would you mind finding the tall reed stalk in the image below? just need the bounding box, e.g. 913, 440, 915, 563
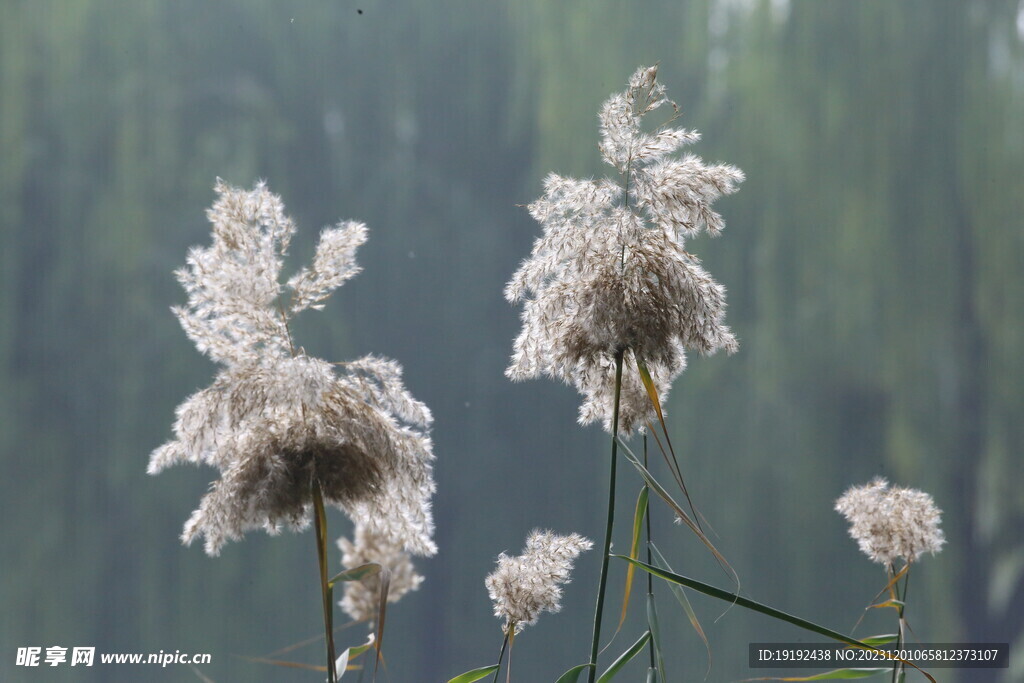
313, 481, 338, 683
587, 348, 625, 683
643, 436, 657, 677
490, 632, 509, 683
890, 567, 909, 683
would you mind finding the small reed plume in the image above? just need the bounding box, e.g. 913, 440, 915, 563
836, 478, 944, 680
835, 477, 945, 566
485, 530, 593, 635
337, 521, 424, 625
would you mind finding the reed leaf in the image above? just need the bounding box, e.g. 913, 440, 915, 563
555, 663, 594, 683
649, 542, 711, 674
447, 665, 501, 683
859, 635, 898, 647
646, 593, 665, 681
618, 440, 738, 592
635, 358, 701, 529
596, 631, 651, 682
614, 557, 935, 683
329, 562, 382, 587
744, 668, 888, 681
617, 487, 649, 633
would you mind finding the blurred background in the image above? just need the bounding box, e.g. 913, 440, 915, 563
1, 0, 1022, 681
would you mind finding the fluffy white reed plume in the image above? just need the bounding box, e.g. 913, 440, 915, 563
337, 521, 424, 624
149, 179, 436, 557
835, 477, 945, 565
505, 65, 744, 433
485, 530, 592, 634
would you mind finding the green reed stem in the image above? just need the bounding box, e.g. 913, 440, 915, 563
492, 631, 510, 683
643, 436, 656, 675
313, 480, 338, 683
506, 630, 514, 683
588, 348, 625, 683
891, 567, 910, 683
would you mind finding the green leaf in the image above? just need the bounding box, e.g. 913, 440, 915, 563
596, 631, 651, 682
330, 640, 374, 680
747, 668, 889, 680
646, 593, 665, 681
617, 441, 738, 591
446, 665, 500, 683
554, 663, 593, 683
329, 562, 382, 587
351, 642, 374, 657
617, 487, 649, 632
649, 542, 711, 674
857, 635, 898, 647
616, 556, 861, 644
612, 556, 935, 683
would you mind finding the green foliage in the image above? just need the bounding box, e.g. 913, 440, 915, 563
555, 663, 594, 683
447, 664, 501, 683
596, 630, 651, 682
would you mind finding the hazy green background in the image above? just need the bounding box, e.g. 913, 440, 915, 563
1, 0, 1022, 681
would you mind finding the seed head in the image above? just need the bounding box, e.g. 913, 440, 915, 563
485, 530, 592, 634
506, 66, 743, 433
337, 521, 424, 625
150, 180, 436, 557
835, 477, 945, 565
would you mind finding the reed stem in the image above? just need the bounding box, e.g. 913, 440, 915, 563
643, 436, 656, 676
491, 631, 510, 683
313, 480, 338, 683
891, 567, 909, 683
587, 348, 625, 683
